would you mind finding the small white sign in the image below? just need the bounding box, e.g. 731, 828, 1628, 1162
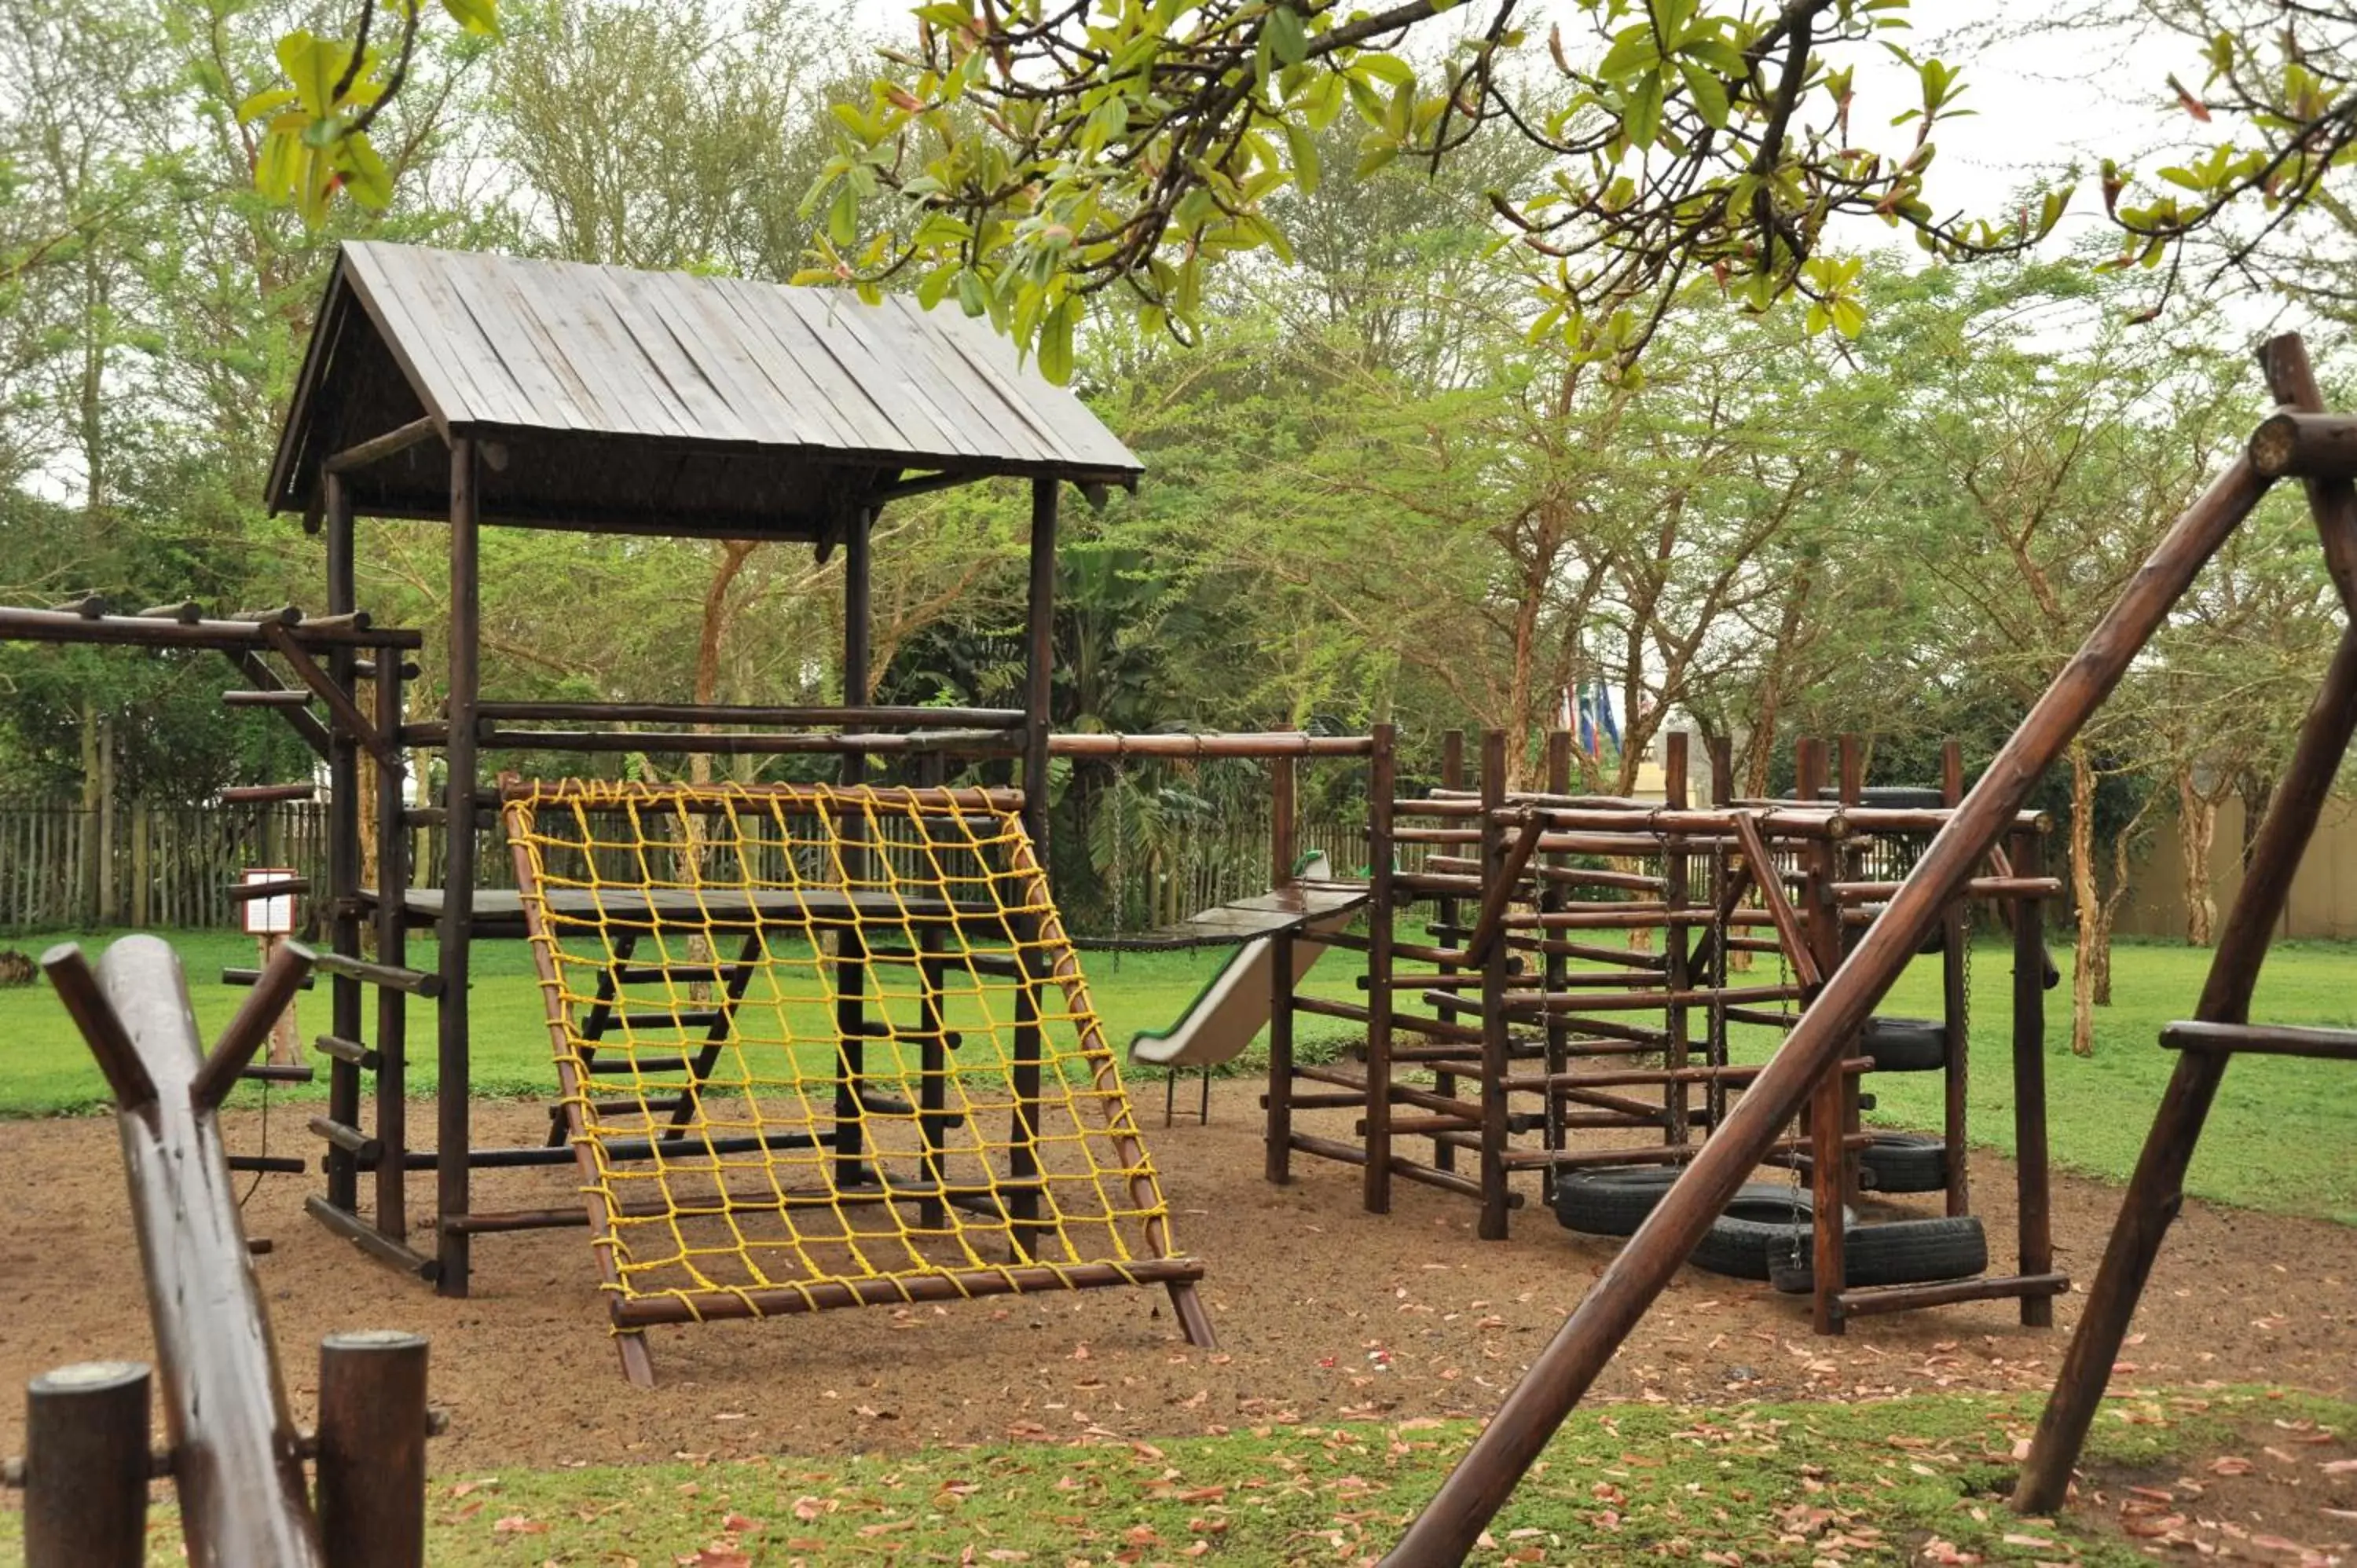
243, 867, 298, 935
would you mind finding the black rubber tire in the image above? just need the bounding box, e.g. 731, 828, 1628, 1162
1860, 1016, 1948, 1072
1795, 1131, 1951, 1194
1769, 1215, 1990, 1294
1690, 1191, 1846, 1281
1552, 1168, 1797, 1238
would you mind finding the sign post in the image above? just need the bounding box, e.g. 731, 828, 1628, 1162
241, 869, 300, 1067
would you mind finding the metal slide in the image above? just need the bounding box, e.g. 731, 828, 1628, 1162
1127, 852, 1368, 1069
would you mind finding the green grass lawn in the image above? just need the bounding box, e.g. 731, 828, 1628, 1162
1791, 936, 2357, 1225
2, 925, 2352, 1222
0, 927, 1370, 1116
0, 1386, 2338, 1564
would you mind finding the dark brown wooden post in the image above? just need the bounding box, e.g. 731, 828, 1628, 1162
1541, 731, 1571, 1185
1941, 739, 1971, 1218
1794, 738, 1846, 1334
1705, 735, 1736, 1130
23, 1361, 150, 1568
1384, 438, 2270, 1566
1662, 733, 1691, 1147
1008, 478, 1058, 1245
1433, 728, 1465, 1172
315, 1330, 429, 1568
324, 473, 362, 1214
1266, 925, 1295, 1185
1362, 723, 1397, 1214
438, 435, 480, 1296
1271, 754, 1297, 884
2011, 829, 2051, 1324
1477, 730, 1511, 1240
1021, 479, 1057, 852
374, 642, 409, 1236
1265, 753, 1299, 1185
834, 510, 873, 1191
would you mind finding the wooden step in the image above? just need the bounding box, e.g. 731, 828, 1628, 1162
1835, 1272, 2070, 1320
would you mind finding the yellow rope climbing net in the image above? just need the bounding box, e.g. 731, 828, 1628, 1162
503, 779, 1205, 1342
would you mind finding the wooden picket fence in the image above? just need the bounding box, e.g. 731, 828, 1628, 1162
0, 798, 510, 932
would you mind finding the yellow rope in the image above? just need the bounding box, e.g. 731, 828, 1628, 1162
505, 779, 1190, 1324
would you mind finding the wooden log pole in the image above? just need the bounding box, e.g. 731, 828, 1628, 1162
192, 939, 317, 1108
39, 937, 323, 1566
314, 1331, 430, 1568
1941, 740, 1972, 1218
1431, 728, 1465, 1174
1362, 723, 1398, 1214
22, 1361, 151, 1568
1384, 430, 2273, 1568
436, 436, 479, 1298
1478, 730, 1511, 1240
1540, 730, 1572, 1189
1662, 733, 1691, 1148
2011, 829, 2053, 1325
1795, 739, 1848, 1335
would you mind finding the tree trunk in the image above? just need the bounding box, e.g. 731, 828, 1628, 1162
2066, 740, 2099, 1057
2174, 767, 2217, 947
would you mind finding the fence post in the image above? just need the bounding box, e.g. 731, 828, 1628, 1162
130, 803, 150, 929
23, 1360, 151, 1568
315, 1330, 430, 1568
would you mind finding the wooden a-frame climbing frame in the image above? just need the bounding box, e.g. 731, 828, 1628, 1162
1380, 334, 2355, 1564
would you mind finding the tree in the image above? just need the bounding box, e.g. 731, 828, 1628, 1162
1875, 268, 2254, 1051
811, 0, 2061, 374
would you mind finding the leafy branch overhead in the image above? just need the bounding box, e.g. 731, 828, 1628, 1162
805, 0, 2072, 377
2102, 2, 2357, 314
237, 0, 499, 227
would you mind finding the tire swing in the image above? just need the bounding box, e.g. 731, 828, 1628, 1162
1766, 1215, 1990, 1295
1794, 1130, 1950, 1194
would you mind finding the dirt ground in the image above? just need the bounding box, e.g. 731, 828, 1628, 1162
2, 1083, 2351, 1489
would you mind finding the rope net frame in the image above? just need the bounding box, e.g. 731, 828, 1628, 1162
503, 779, 1208, 1357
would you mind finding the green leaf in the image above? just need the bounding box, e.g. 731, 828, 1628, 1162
1036, 295, 1077, 383
1679, 61, 1729, 129
235, 87, 297, 125
335, 130, 394, 209
1625, 71, 1664, 148
274, 30, 346, 118
828, 181, 860, 247
1266, 3, 1307, 68
438, 0, 500, 35
1283, 118, 1321, 192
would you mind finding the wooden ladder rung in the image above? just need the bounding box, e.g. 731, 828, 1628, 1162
2160, 1020, 2357, 1061
240, 1063, 314, 1084
223, 688, 314, 707
223, 965, 317, 991
1835, 1272, 2071, 1319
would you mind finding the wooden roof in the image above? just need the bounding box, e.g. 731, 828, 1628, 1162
267, 243, 1142, 538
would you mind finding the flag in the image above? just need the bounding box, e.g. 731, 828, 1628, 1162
1594, 682, 1622, 750
1576, 687, 1599, 759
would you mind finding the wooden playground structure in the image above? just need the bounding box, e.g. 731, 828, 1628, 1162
13, 232, 2353, 1559
1244, 723, 2065, 1337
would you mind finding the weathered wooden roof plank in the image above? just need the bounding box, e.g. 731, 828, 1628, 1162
269, 241, 1140, 526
